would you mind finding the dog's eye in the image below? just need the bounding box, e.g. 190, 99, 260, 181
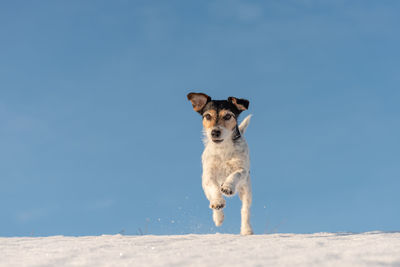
223, 114, 232, 120
204, 114, 212, 120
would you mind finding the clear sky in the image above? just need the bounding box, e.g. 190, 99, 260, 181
1, 0, 399, 236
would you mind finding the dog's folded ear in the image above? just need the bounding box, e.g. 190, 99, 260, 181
187, 92, 211, 113
228, 97, 249, 112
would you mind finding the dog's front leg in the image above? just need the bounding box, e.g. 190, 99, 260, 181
221, 168, 247, 196
202, 173, 225, 210
202, 173, 225, 227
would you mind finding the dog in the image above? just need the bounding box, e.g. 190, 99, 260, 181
187, 92, 253, 235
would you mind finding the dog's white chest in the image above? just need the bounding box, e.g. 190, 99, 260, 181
202, 141, 249, 183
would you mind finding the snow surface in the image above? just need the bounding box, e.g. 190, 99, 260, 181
1, 232, 400, 266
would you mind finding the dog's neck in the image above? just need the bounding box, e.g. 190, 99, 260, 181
232, 125, 241, 141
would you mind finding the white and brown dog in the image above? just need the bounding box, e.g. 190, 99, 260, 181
187, 92, 253, 235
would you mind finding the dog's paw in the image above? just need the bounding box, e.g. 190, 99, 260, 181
240, 227, 254, 235
210, 199, 225, 210
221, 183, 235, 196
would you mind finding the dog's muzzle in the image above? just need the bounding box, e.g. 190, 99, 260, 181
211, 129, 221, 138
211, 129, 223, 143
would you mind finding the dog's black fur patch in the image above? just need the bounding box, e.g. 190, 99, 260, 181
200, 99, 249, 117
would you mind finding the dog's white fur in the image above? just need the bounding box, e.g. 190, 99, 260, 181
201, 115, 253, 235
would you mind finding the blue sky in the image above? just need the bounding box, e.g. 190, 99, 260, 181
0, 0, 399, 236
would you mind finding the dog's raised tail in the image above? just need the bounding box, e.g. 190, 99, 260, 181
239, 114, 252, 134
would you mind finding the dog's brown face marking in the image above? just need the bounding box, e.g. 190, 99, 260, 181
218, 110, 237, 130
202, 110, 217, 129
202, 109, 237, 130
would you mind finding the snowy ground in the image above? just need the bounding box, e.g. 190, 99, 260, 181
1, 232, 400, 266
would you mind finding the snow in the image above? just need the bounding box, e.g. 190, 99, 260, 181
1, 232, 400, 266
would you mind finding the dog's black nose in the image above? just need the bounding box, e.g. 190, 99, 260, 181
211, 129, 221, 138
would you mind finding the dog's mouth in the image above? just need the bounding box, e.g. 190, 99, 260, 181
212, 139, 224, 143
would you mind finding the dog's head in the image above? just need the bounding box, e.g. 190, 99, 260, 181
187, 92, 249, 144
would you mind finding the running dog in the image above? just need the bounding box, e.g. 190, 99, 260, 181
187, 92, 253, 235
